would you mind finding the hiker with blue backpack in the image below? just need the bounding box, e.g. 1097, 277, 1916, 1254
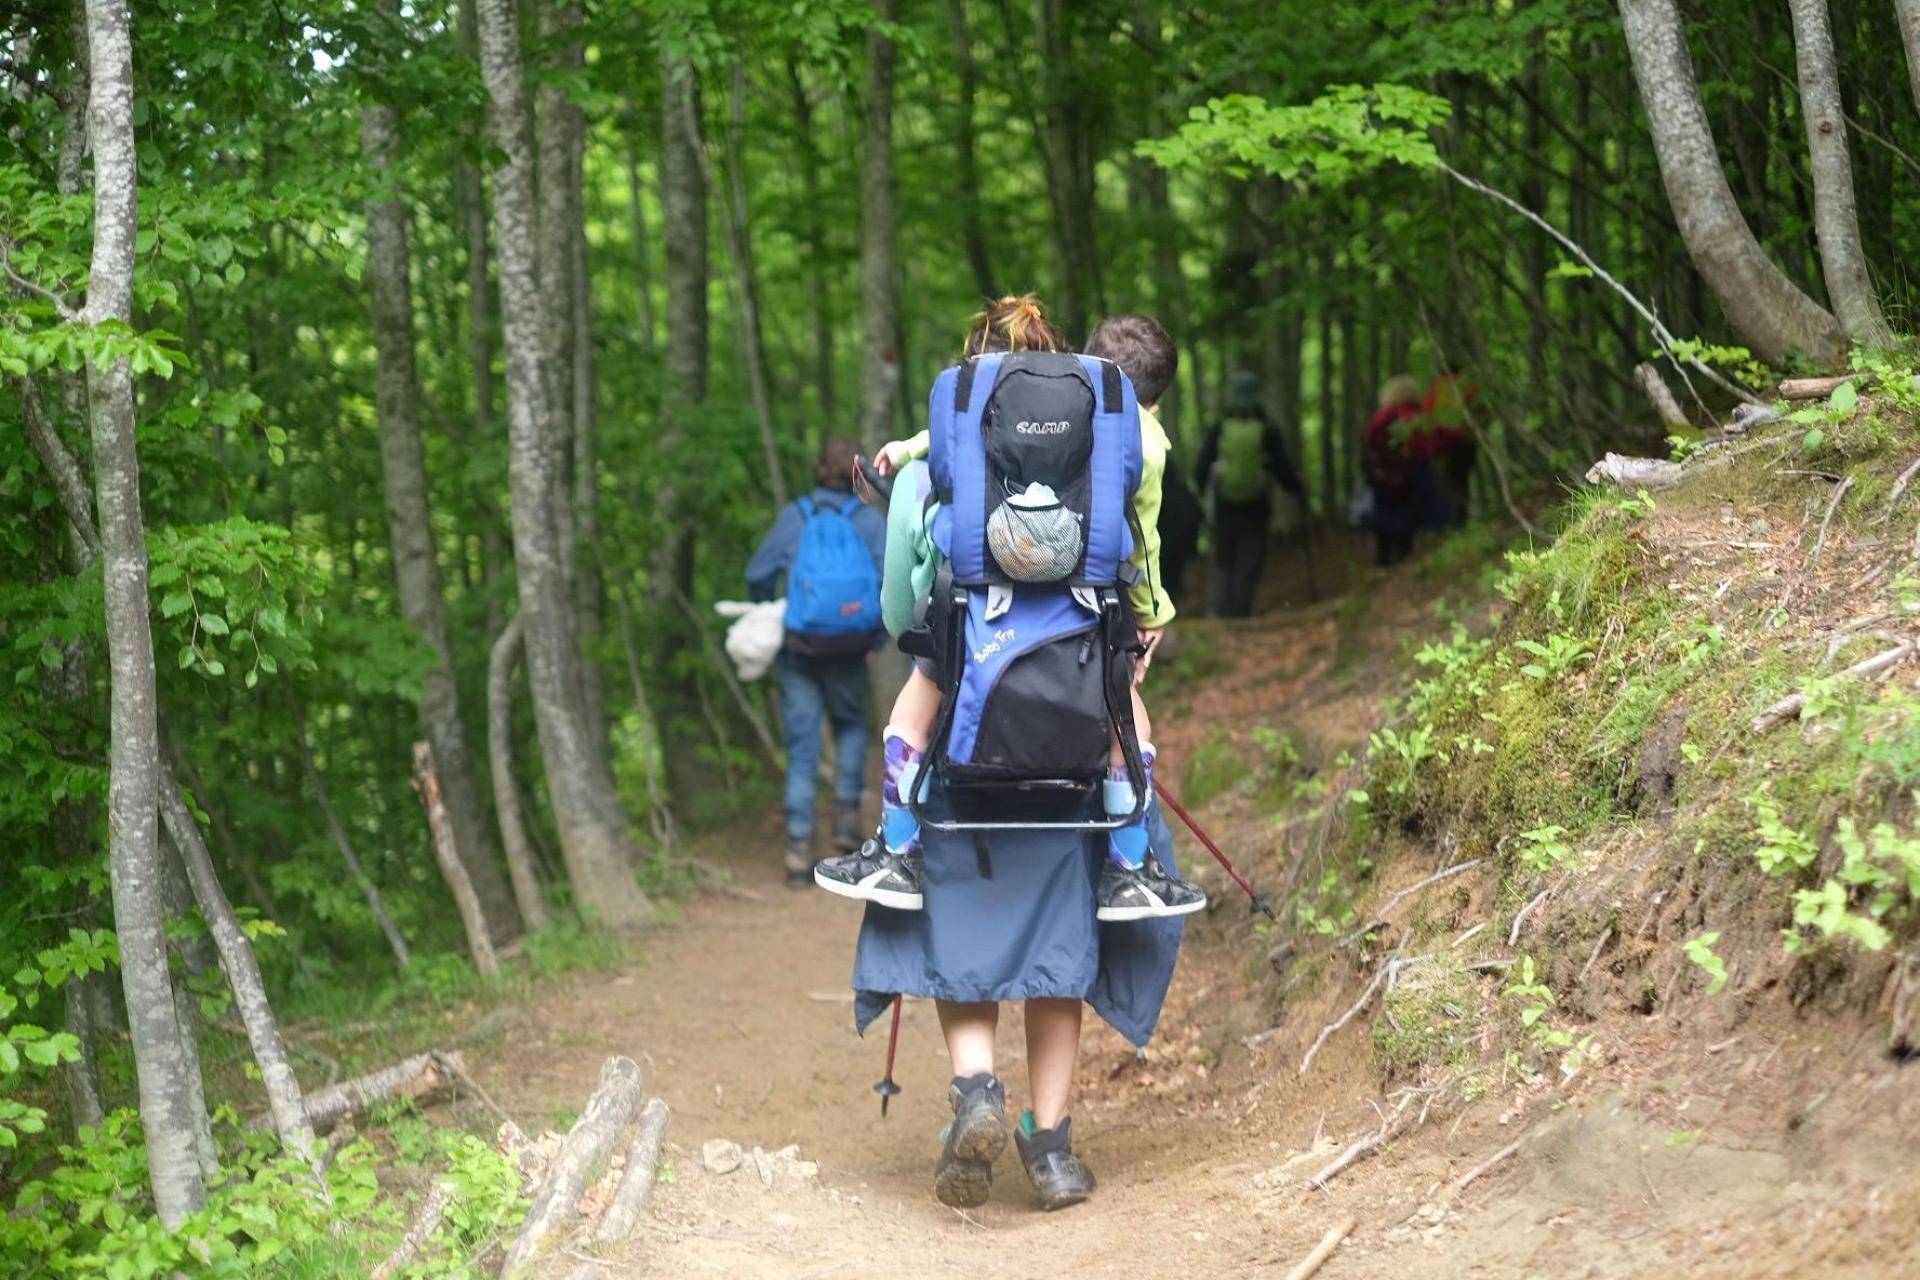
745, 435, 887, 888
812, 296, 1202, 1212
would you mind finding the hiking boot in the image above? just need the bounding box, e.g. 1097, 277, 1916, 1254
831, 802, 864, 853
1016, 1115, 1096, 1211
1095, 855, 1207, 922
784, 835, 815, 891
814, 837, 924, 910
933, 1073, 1007, 1209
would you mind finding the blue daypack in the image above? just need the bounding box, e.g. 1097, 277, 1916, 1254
905, 351, 1149, 832
783, 495, 882, 656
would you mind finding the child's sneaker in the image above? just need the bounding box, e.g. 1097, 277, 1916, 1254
1095, 855, 1206, 921
934, 1073, 1007, 1208
813, 837, 924, 910
1014, 1114, 1096, 1211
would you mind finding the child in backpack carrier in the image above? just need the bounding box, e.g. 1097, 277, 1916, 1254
813, 298, 1205, 923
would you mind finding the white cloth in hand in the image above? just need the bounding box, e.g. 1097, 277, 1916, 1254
714, 599, 786, 682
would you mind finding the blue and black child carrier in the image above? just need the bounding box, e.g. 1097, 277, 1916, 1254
903, 350, 1150, 833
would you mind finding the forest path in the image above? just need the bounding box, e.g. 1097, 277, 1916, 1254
466, 540, 1920, 1278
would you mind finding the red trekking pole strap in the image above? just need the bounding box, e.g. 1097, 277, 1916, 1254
1153, 779, 1277, 922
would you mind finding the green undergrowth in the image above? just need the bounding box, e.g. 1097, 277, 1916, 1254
1292, 368, 1920, 1082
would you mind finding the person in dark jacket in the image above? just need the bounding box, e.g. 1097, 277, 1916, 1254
746, 436, 887, 886
1195, 371, 1305, 617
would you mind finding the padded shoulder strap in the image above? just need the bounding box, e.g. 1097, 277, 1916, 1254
1075, 355, 1143, 584
796, 496, 815, 518
930, 355, 1005, 583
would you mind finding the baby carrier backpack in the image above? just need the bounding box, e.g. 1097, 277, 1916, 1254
905, 350, 1149, 832
1213, 415, 1269, 505
783, 494, 883, 656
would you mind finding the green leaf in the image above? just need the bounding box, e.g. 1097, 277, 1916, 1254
1828, 380, 1859, 416
1802, 428, 1826, 452
160, 589, 193, 618
200, 612, 230, 636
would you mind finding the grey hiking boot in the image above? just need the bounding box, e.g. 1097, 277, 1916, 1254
934, 1073, 1007, 1208
814, 837, 924, 910
1015, 1115, 1096, 1211
831, 802, 864, 853
784, 835, 815, 890
1096, 855, 1207, 922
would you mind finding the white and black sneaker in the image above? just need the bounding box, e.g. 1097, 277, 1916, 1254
1095, 856, 1207, 922
813, 837, 925, 910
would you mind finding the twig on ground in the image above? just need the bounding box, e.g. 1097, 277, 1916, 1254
1451, 922, 1487, 949
1576, 928, 1614, 988
1446, 1135, 1528, 1200
1340, 860, 1484, 947
1281, 1216, 1357, 1280
1877, 454, 1920, 524
1810, 476, 1855, 569
1300, 943, 1412, 1076
434, 1050, 515, 1129
1752, 639, 1916, 733
1509, 886, 1554, 946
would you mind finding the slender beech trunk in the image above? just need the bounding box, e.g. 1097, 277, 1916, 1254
859, 0, 900, 449
487, 615, 550, 929
362, 16, 521, 939
572, 154, 610, 739
157, 753, 321, 1177
81, 0, 207, 1225
413, 742, 500, 977
290, 697, 412, 968
1788, 0, 1892, 345
157, 836, 220, 1183
1617, 0, 1843, 362
946, 0, 996, 299
1897, 0, 1920, 118
655, 49, 707, 603
476, 0, 651, 928
786, 62, 836, 421
537, 0, 583, 630
622, 142, 659, 353
457, 0, 507, 642
62, 974, 105, 1131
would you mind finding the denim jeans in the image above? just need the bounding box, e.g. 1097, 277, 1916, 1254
776, 650, 871, 841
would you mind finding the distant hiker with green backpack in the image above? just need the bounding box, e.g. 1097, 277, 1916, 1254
746, 435, 887, 887
1195, 371, 1305, 616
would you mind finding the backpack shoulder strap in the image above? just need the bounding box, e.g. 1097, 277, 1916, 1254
930, 354, 1004, 583
1076, 355, 1141, 585
796, 496, 815, 519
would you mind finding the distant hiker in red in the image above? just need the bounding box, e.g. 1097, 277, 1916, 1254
1361, 374, 1474, 567
1421, 372, 1478, 526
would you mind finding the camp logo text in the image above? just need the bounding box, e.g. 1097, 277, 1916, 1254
1014, 420, 1073, 435
973, 627, 1016, 663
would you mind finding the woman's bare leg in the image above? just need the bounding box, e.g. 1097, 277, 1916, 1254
1023, 997, 1083, 1129
887, 668, 943, 752
936, 999, 998, 1077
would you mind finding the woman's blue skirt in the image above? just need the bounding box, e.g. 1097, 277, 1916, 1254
851, 790, 1187, 1047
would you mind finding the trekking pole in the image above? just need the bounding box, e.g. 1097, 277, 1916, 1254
1153, 780, 1278, 923
873, 995, 904, 1118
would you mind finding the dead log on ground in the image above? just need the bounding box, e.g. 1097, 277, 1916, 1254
371, 1179, 453, 1280
1282, 1216, 1357, 1280
300, 1051, 463, 1136
593, 1096, 671, 1244
1751, 640, 1915, 733
1634, 362, 1689, 428
1585, 453, 1684, 490
1778, 372, 1866, 400
500, 1055, 645, 1278
413, 740, 500, 977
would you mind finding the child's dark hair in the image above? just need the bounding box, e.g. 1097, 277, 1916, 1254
815, 434, 860, 491
963, 294, 1071, 357
1084, 314, 1177, 406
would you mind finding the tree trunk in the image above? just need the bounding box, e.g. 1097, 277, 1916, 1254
785, 62, 836, 421
1788, 0, 1892, 345
655, 47, 707, 602
457, 0, 507, 642
157, 754, 322, 1178
1897, 0, 1920, 118
858, 0, 899, 450
62, 974, 105, 1133
1034, 0, 1102, 340
157, 835, 221, 1184
476, 0, 652, 929
362, 23, 521, 940
413, 741, 501, 977
946, 0, 996, 299
537, 0, 583, 620
290, 696, 412, 968
570, 126, 610, 742
1617, 0, 1843, 363
487, 615, 551, 928
81, 0, 208, 1226
622, 140, 659, 353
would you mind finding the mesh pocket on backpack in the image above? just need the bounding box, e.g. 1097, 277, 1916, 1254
986, 499, 1083, 583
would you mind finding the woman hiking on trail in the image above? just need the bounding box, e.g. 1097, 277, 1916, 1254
830, 296, 1190, 1213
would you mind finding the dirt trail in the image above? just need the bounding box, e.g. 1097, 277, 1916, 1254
471, 551, 1920, 1279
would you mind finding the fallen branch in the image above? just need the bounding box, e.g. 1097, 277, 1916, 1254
1584, 452, 1684, 491
1877, 454, 1920, 524
1751, 640, 1916, 733
1446, 1134, 1527, 1200
371, 1179, 453, 1280
1304, 1085, 1438, 1190
501, 1056, 645, 1278
1281, 1216, 1357, 1280
1809, 476, 1854, 569
1508, 886, 1554, 946
1575, 927, 1614, 988
1342, 861, 1483, 946
413, 741, 499, 978
1633, 362, 1688, 429
300, 1051, 464, 1136
593, 1097, 671, 1245
1778, 373, 1866, 400
1300, 945, 1413, 1076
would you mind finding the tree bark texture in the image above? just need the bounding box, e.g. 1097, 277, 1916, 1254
500, 1055, 645, 1276
62, 975, 105, 1132
1787, 0, 1892, 346
157, 835, 221, 1184
1898, 0, 1920, 119
537, 0, 583, 617
946, 0, 996, 300
413, 740, 501, 977
570, 122, 610, 744
655, 48, 707, 603
457, 0, 508, 642
157, 754, 322, 1175
1617, 0, 1843, 363
858, 0, 899, 450
487, 616, 550, 930
592, 1096, 670, 1244
291, 697, 412, 967
81, 0, 208, 1227
476, 0, 651, 929
362, 40, 520, 939
301, 1051, 464, 1135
